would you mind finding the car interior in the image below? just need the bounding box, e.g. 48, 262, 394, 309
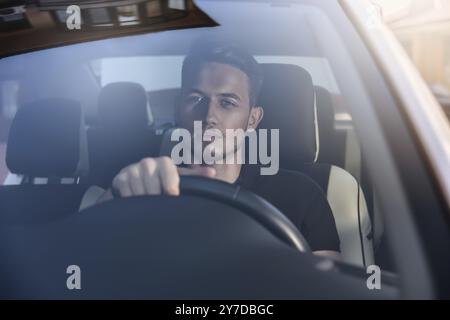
0, 0, 406, 298
0, 63, 397, 297
0, 61, 393, 264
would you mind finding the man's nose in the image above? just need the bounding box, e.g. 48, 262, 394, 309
202, 99, 218, 128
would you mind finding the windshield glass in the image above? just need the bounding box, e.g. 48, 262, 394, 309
0, 0, 402, 275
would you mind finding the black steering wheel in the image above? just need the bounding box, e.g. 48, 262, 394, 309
179, 176, 310, 252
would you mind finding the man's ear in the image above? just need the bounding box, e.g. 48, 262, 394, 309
247, 106, 264, 130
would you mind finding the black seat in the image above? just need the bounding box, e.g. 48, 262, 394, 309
87, 82, 161, 187
258, 63, 374, 266
1, 98, 88, 224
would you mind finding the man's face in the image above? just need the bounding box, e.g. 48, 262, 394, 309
176, 62, 263, 160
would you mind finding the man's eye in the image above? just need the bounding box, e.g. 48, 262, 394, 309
186, 96, 202, 104
183, 96, 203, 108
220, 99, 237, 109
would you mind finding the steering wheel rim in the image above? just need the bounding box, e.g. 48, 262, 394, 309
180, 176, 310, 252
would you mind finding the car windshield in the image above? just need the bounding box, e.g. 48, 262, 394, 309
1, 0, 439, 283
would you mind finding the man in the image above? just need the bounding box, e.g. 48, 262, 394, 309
89, 41, 340, 257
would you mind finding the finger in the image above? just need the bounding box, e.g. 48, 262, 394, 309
118, 184, 133, 197
158, 157, 180, 196
140, 159, 161, 195
112, 174, 133, 197
178, 165, 216, 178
144, 171, 161, 195
128, 165, 146, 196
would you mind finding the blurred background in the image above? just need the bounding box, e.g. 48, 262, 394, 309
374, 0, 450, 118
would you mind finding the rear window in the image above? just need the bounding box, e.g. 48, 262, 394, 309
94, 55, 340, 94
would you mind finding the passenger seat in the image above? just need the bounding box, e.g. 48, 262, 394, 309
1, 98, 88, 224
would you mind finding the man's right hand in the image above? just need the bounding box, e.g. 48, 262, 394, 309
111, 157, 216, 197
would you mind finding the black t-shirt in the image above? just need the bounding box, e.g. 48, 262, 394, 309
236, 165, 340, 252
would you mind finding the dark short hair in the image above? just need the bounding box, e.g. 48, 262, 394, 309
181, 40, 263, 107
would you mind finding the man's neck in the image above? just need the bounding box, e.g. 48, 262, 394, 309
191, 162, 242, 184
212, 162, 242, 184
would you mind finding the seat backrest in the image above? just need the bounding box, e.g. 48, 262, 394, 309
88, 82, 161, 187
258, 63, 318, 166
258, 63, 374, 266
315, 85, 380, 264
1, 98, 88, 223
0, 185, 85, 224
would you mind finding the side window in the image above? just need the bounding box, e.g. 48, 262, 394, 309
378, 0, 450, 119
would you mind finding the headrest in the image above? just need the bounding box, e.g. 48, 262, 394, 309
98, 82, 152, 130
258, 64, 318, 168
6, 98, 88, 177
